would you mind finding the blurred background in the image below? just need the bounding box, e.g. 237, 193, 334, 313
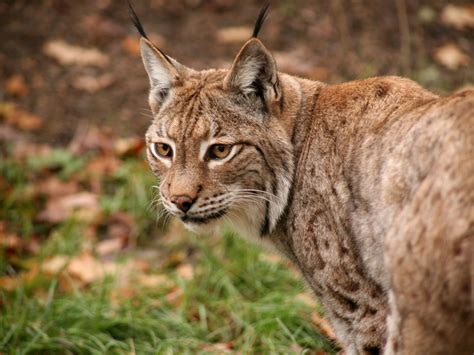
1, 0, 473, 144
0, 0, 473, 353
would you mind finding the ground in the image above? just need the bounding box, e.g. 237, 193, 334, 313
0, 0, 472, 353
1, 0, 472, 143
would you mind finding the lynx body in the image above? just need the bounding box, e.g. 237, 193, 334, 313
132, 5, 474, 354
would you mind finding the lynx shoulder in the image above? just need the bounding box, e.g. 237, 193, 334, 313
130, 3, 474, 354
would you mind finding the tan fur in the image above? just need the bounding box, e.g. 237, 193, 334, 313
138, 32, 474, 354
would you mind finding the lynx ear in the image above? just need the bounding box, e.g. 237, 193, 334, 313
140, 38, 186, 113
224, 38, 281, 106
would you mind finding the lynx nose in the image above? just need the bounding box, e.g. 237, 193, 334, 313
170, 195, 195, 213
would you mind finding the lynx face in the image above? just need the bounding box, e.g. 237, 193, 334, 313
142, 39, 294, 238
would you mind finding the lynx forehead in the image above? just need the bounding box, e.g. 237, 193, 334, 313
131, 3, 474, 354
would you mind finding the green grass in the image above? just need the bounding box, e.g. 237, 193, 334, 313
0, 145, 336, 354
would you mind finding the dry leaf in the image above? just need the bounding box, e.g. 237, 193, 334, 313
107, 212, 136, 245
311, 312, 337, 341
434, 43, 470, 70
34, 176, 79, 198
166, 287, 184, 307
85, 155, 121, 177
110, 287, 137, 306
216, 26, 252, 43
0, 102, 43, 131
113, 137, 145, 157
176, 263, 194, 280
67, 253, 105, 284
0, 223, 39, 255
0, 276, 19, 291
69, 125, 115, 155
72, 73, 115, 93
37, 192, 100, 224
43, 40, 109, 67
0, 233, 22, 252
5, 75, 29, 97
13, 142, 51, 160
122, 36, 141, 57
96, 238, 123, 256
81, 15, 125, 40
136, 274, 173, 288
201, 342, 233, 353
441, 4, 474, 30
42, 255, 69, 274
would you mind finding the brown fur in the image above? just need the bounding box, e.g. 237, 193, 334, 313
136, 22, 474, 355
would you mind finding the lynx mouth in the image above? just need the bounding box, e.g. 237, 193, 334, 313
180, 209, 228, 224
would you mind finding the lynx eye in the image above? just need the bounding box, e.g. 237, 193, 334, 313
150, 142, 173, 159
209, 144, 232, 160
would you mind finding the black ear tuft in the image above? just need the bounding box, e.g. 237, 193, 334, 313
252, 2, 270, 38
128, 0, 148, 39
128, 1, 174, 64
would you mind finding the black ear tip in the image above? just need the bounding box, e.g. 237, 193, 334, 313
252, 2, 271, 38
127, 0, 149, 40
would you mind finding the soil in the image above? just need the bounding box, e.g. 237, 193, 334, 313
0, 0, 473, 145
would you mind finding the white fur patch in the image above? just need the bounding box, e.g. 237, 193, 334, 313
234, 57, 264, 95
141, 45, 172, 92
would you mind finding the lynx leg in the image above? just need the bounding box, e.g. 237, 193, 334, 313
383, 176, 474, 355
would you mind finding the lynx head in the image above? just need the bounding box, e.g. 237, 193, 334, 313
134, 4, 294, 238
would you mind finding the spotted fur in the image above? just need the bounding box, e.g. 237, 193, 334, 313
133, 5, 474, 355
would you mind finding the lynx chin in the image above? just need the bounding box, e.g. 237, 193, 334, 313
130, 3, 474, 354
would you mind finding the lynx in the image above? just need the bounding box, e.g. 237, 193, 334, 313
130, 4, 474, 354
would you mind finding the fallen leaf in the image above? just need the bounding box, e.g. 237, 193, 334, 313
0, 102, 43, 131
43, 40, 109, 67
72, 73, 115, 93
84, 155, 121, 177
0, 276, 18, 291
0, 264, 39, 291
69, 125, 115, 155
42, 255, 69, 274
216, 26, 252, 43
107, 212, 136, 245
311, 312, 337, 341
441, 4, 474, 30
122, 36, 141, 57
0, 223, 39, 256
81, 15, 126, 40
113, 137, 145, 157
166, 287, 184, 307
110, 287, 138, 306
5, 74, 29, 97
96, 238, 123, 256
434, 43, 470, 70
67, 252, 104, 284
136, 274, 173, 288
37, 192, 100, 224
0, 233, 22, 251
34, 176, 79, 198
166, 251, 187, 266
201, 342, 233, 353
13, 143, 51, 160
176, 263, 194, 280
